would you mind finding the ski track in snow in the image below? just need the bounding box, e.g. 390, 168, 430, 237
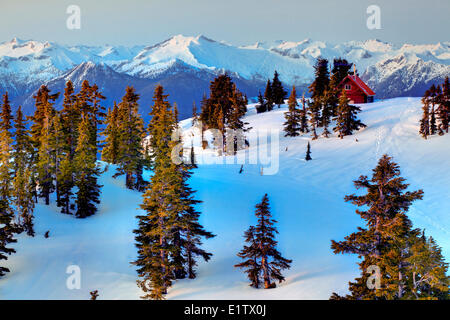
0, 97, 449, 300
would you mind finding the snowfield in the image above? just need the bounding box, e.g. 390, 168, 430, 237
1, 97, 449, 299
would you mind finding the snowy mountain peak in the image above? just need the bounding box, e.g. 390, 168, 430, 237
1, 35, 449, 109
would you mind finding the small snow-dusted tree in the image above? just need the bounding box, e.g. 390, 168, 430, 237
191, 101, 198, 126
90, 290, 99, 300
236, 194, 292, 289
305, 142, 312, 161
256, 91, 267, 114
333, 89, 365, 138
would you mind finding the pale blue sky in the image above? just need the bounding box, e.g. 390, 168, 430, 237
1, 0, 449, 46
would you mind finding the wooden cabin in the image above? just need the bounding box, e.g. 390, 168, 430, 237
337, 68, 375, 104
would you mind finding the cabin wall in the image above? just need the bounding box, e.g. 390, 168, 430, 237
338, 79, 367, 104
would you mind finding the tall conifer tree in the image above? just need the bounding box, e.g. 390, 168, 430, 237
115, 86, 145, 190
419, 90, 431, 139
264, 80, 274, 111
12, 106, 35, 235
283, 86, 302, 137
73, 115, 101, 218
331, 155, 448, 300
101, 103, 120, 164
271, 71, 287, 107
0, 92, 13, 203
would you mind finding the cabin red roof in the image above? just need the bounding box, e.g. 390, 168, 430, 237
339, 74, 375, 96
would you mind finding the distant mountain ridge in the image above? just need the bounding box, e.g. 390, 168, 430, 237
1, 35, 449, 119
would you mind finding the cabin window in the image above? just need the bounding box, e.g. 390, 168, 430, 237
345, 84, 351, 90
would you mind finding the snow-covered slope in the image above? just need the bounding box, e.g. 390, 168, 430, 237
1, 98, 449, 299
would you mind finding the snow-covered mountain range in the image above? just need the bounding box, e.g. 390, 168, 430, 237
1, 35, 449, 119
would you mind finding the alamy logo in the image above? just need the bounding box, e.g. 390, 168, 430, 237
366, 5, 381, 30
366, 265, 381, 290
66, 5, 81, 30
66, 265, 81, 290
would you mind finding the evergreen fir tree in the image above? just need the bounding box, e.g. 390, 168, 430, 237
57, 154, 74, 215
29, 85, 59, 153
254, 194, 292, 289
299, 94, 309, 134
307, 99, 320, 140
134, 86, 214, 298
429, 84, 438, 135
226, 84, 250, 154
36, 110, 54, 205
256, 91, 267, 114
320, 89, 336, 137
30, 86, 58, 205
234, 226, 261, 288
330, 155, 448, 300
330, 58, 352, 89
419, 90, 431, 139
308, 58, 330, 101
73, 115, 102, 218
436, 80, 449, 135
430, 107, 437, 135
192, 101, 198, 126
49, 112, 64, 205
333, 89, 366, 138
12, 106, 35, 235
60, 80, 79, 160
271, 71, 287, 107
236, 195, 292, 289
0, 199, 17, 277
134, 85, 179, 299
89, 84, 106, 147
406, 233, 449, 299
178, 162, 215, 279
264, 80, 274, 111
189, 144, 197, 169
101, 102, 120, 164
29, 86, 46, 153
115, 86, 145, 190
90, 290, 99, 300
0, 92, 13, 203
283, 86, 302, 137
305, 142, 312, 161
200, 74, 245, 129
